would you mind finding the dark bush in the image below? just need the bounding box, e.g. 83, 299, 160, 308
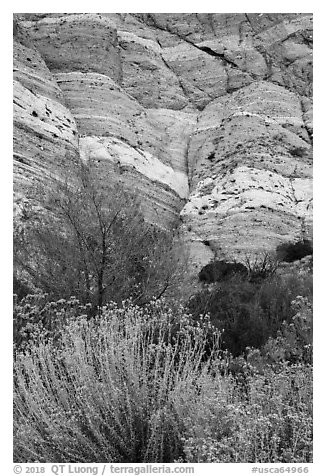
289, 146, 306, 157
187, 273, 313, 357
13, 274, 34, 300
188, 278, 263, 355
198, 260, 247, 283
262, 296, 313, 366
276, 239, 313, 262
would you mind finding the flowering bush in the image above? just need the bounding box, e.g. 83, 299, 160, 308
187, 272, 312, 356
262, 296, 313, 365
180, 296, 313, 463
180, 363, 312, 463
13, 294, 91, 350
14, 300, 219, 463
14, 298, 312, 463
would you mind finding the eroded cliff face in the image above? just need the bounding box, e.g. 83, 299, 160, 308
13, 13, 313, 269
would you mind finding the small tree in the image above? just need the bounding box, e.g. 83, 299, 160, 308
243, 252, 279, 282
14, 162, 183, 309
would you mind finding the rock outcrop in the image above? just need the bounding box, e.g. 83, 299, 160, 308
182, 80, 312, 263
13, 37, 79, 194
13, 13, 313, 270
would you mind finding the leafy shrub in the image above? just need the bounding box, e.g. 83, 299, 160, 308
14, 300, 220, 463
13, 294, 92, 350
261, 296, 313, 366
198, 253, 278, 286
198, 260, 247, 283
188, 280, 260, 355
289, 146, 306, 157
13, 274, 35, 300
187, 273, 312, 356
276, 240, 313, 263
14, 298, 312, 463
180, 362, 312, 463
180, 297, 313, 463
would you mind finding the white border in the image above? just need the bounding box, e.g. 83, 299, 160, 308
3, 4, 323, 475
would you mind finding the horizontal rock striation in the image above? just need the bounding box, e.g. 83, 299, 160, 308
15, 14, 121, 81
79, 136, 189, 227
13, 38, 79, 198
13, 13, 313, 268
182, 80, 312, 263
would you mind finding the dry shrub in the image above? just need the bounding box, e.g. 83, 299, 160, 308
14, 300, 219, 463
14, 298, 312, 464
181, 362, 312, 463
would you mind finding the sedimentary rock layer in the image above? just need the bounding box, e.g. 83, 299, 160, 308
181, 80, 312, 263
13, 13, 313, 268
13, 38, 79, 194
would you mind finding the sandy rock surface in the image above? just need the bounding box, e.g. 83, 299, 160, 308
13, 13, 313, 270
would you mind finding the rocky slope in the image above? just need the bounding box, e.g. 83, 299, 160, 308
13, 13, 313, 270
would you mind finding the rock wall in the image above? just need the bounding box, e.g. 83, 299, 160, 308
13, 37, 79, 195
182, 80, 312, 263
13, 13, 313, 269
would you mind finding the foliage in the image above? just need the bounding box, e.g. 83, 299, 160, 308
187, 272, 312, 356
180, 295, 313, 463
13, 294, 91, 350
260, 296, 313, 366
14, 300, 220, 463
243, 253, 279, 283
198, 260, 247, 283
13, 274, 35, 301
289, 146, 307, 158
14, 163, 184, 309
14, 298, 312, 463
180, 362, 312, 463
276, 239, 313, 263
12, 160, 313, 464
198, 253, 279, 285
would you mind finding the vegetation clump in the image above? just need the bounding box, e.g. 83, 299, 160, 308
198, 260, 247, 283
289, 146, 307, 157
14, 300, 219, 463
14, 298, 312, 463
276, 239, 313, 263
189, 262, 312, 356
14, 162, 184, 310
13, 161, 313, 464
